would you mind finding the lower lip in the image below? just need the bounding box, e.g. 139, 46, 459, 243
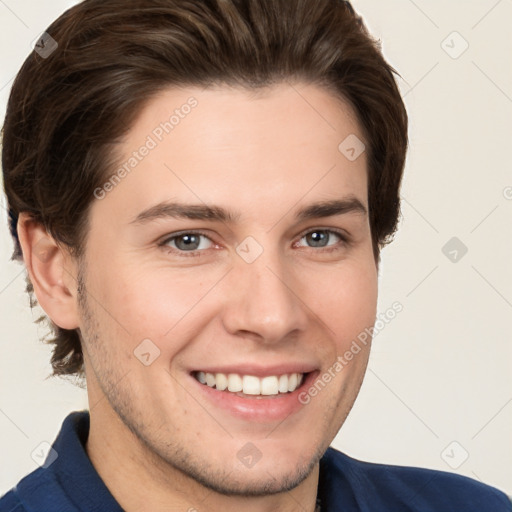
189, 371, 319, 422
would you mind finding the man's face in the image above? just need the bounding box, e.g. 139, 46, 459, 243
76, 83, 378, 494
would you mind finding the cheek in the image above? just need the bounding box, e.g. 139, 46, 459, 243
307, 257, 378, 347
90, 261, 218, 348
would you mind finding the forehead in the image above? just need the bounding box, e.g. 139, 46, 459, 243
95, 82, 368, 226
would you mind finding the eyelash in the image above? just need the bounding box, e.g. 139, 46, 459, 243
158, 228, 350, 258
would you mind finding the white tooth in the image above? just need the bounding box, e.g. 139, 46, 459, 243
205, 373, 216, 387
215, 373, 228, 391
288, 373, 298, 392
197, 371, 206, 384
227, 373, 243, 392
278, 374, 289, 393
261, 376, 279, 395
242, 375, 261, 395
297, 373, 304, 387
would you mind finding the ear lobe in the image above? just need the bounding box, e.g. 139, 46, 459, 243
17, 213, 81, 330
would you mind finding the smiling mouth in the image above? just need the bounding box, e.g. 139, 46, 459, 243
192, 371, 306, 397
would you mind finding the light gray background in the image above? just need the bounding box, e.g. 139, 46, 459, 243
1, 0, 511, 498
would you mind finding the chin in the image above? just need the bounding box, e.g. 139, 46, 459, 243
173, 437, 326, 497
187, 457, 318, 497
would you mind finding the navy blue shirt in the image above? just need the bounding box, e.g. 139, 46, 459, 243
1, 410, 510, 511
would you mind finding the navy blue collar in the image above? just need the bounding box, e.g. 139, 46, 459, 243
49, 410, 125, 511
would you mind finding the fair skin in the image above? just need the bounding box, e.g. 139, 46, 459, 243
18, 82, 378, 512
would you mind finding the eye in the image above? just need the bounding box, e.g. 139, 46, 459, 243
159, 231, 214, 256
158, 228, 349, 258
295, 229, 347, 251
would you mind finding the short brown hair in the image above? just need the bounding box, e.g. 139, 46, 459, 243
1, 0, 408, 379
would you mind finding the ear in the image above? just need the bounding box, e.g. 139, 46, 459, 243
17, 213, 80, 330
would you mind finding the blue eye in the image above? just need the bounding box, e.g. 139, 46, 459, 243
160, 231, 213, 255
298, 229, 345, 249
159, 228, 348, 258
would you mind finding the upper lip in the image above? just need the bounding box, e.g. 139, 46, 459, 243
191, 363, 318, 378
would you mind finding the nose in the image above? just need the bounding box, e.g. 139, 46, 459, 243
220, 243, 309, 345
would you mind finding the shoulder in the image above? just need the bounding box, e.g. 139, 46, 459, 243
0, 465, 59, 512
0, 488, 25, 512
320, 447, 512, 512
0, 415, 84, 512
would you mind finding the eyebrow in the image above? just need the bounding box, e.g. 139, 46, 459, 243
130, 196, 367, 225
